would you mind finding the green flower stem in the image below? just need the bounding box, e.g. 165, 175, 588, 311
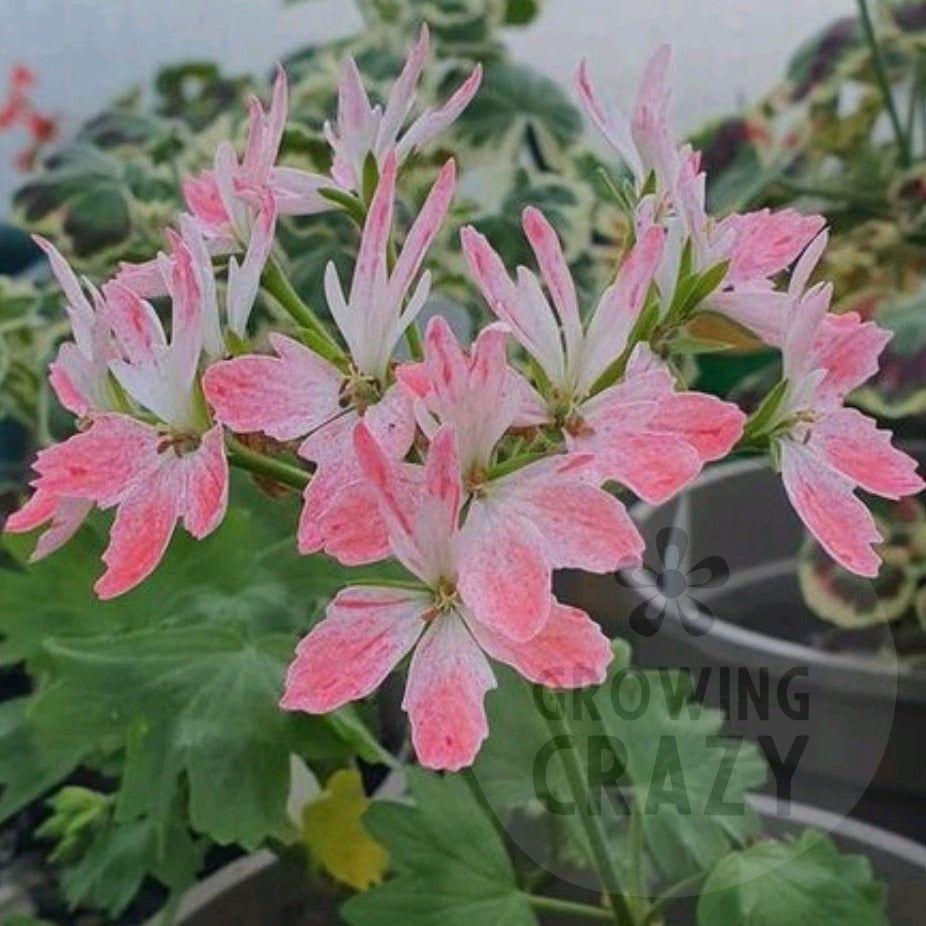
260, 255, 343, 354
539, 688, 636, 926
524, 892, 615, 922
226, 437, 310, 491
856, 0, 911, 166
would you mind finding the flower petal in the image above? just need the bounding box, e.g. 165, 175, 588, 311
403, 613, 495, 771
780, 439, 882, 577
810, 408, 924, 500
179, 424, 229, 539
94, 468, 181, 599
495, 455, 645, 572
725, 208, 825, 287
280, 586, 429, 713
203, 333, 342, 441
458, 504, 551, 642
469, 599, 612, 688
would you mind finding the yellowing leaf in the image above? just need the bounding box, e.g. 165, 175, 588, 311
303, 768, 388, 891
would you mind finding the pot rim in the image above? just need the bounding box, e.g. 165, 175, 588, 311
153, 791, 926, 926
630, 446, 926, 704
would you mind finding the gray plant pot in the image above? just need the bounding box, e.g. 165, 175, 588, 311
558, 447, 926, 838
151, 795, 926, 925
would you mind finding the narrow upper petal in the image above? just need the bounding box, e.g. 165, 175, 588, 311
575, 60, 642, 179
375, 24, 429, 155
280, 586, 429, 713
403, 613, 496, 771
469, 598, 612, 689
780, 439, 882, 577
395, 64, 482, 161
522, 206, 582, 359
227, 189, 277, 337
581, 225, 665, 392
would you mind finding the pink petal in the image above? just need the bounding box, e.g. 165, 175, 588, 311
280, 586, 428, 713
575, 60, 642, 179
30, 497, 94, 561
94, 468, 181, 599
387, 158, 456, 307
100, 281, 166, 366
710, 287, 789, 348
227, 188, 277, 336
522, 206, 581, 355
395, 64, 482, 161
298, 462, 391, 564
809, 312, 892, 407
269, 167, 332, 216
780, 439, 882, 577
179, 424, 229, 539
810, 408, 924, 500
349, 150, 395, 309
649, 390, 745, 462
182, 170, 231, 234
461, 225, 564, 383
375, 25, 429, 154
581, 225, 665, 391
5, 490, 93, 562
497, 454, 645, 572
458, 507, 551, 642
726, 208, 826, 287
470, 599, 612, 688
403, 613, 495, 771
631, 45, 677, 191
48, 347, 91, 416
114, 258, 169, 299
203, 333, 342, 441
30, 415, 159, 506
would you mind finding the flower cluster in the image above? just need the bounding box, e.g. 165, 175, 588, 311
5, 40, 922, 770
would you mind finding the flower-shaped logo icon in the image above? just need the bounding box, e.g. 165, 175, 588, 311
618, 526, 729, 638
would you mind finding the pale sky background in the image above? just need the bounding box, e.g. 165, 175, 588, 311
0, 0, 851, 212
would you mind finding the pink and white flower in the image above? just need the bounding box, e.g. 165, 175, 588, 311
203, 151, 456, 563
6, 238, 229, 598
397, 314, 645, 642
280, 423, 613, 771
117, 65, 315, 304
767, 234, 924, 576
325, 25, 481, 193
461, 207, 745, 504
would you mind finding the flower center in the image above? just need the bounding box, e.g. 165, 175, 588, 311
156, 430, 201, 457
421, 577, 460, 623
339, 368, 382, 415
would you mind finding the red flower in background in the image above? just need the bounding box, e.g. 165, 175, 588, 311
0, 63, 58, 171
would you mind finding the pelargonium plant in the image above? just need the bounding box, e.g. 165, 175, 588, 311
2, 32, 921, 925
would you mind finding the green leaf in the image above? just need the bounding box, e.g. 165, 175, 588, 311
594, 671, 767, 883
697, 830, 887, 926
455, 61, 582, 157
340, 769, 537, 926
29, 624, 336, 850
